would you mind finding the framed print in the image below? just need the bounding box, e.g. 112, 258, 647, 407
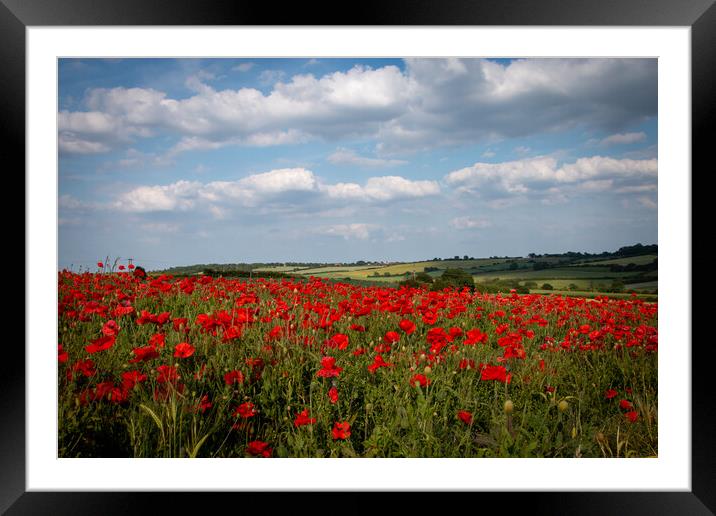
6, 0, 713, 513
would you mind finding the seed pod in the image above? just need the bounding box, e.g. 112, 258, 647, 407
504, 400, 514, 414
558, 400, 569, 412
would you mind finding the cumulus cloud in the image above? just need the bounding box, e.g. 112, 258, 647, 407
321, 176, 440, 202
111, 168, 440, 213
58, 58, 656, 155
327, 148, 407, 167
445, 156, 657, 199
318, 223, 377, 240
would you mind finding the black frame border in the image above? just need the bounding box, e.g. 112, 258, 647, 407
5, 0, 713, 514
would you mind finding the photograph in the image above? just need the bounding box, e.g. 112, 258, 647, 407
57, 56, 659, 459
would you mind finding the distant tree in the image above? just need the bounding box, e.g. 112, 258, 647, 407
431, 268, 475, 291
463, 255, 469, 260
541, 283, 554, 290
568, 283, 580, 291
415, 271, 434, 283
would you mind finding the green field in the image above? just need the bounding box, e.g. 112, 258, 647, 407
574, 254, 657, 266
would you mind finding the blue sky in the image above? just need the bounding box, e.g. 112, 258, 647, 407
58, 58, 657, 270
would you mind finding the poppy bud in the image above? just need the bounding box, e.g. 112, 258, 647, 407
424, 366, 432, 374
558, 400, 569, 412
504, 400, 514, 414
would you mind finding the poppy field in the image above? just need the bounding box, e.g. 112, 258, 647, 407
58, 269, 658, 458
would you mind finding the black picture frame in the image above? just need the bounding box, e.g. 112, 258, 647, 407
5, 0, 713, 513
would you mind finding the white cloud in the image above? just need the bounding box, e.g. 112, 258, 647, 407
112, 168, 439, 213
327, 148, 407, 167
114, 180, 201, 212
232, 62, 255, 72
322, 175, 440, 202
449, 216, 492, 230
318, 223, 376, 240
59, 59, 656, 156
599, 131, 647, 146
445, 156, 657, 198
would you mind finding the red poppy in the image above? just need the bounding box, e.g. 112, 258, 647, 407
367, 354, 394, 374
173, 342, 195, 359
604, 389, 618, 400
479, 364, 512, 384
294, 409, 316, 427
246, 440, 272, 457
399, 319, 416, 335
128, 263, 135, 269
328, 386, 339, 404
118, 265, 126, 271
148, 333, 166, 348
316, 356, 343, 378
97, 262, 104, 268
625, 410, 639, 423
196, 395, 212, 413
410, 374, 430, 388
384, 331, 400, 344
233, 401, 257, 418
457, 410, 473, 425
86, 335, 115, 354
332, 421, 351, 440
121, 370, 147, 391
102, 319, 120, 337
58, 344, 69, 363
619, 399, 633, 410
330, 333, 350, 350
129, 345, 160, 363
224, 370, 245, 386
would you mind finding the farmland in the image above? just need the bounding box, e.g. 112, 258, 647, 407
58, 269, 657, 458
174, 244, 656, 299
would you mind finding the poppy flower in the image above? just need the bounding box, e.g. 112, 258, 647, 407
330, 333, 350, 350
128, 263, 135, 269
625, 410, 639, 423
86, 335, 115, 354
97, 262, 104, 268
410, 374, 430, 388
332, 421, 351, 440
457, 410, 473, 425
294, 409, 316, 427
129, 345, 160, 363
604, 389, 618, 400
246, 440, 272, 457
58, 344, 69, 363
367, 354, 394, 374
118, 265, 126, 271
173, 342, 195, 359
224, 370, 245, 386
121, 370, 147, 391
102, 320, 120, 336
619, 399, 633, 410
328, 386, 339, 404
233, 401, 257, 418
316, 356, 343, 378
479, 364, 512, 384
384, 331, 400, 344
196, 395, 212, 413
399, 319, 416, 335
